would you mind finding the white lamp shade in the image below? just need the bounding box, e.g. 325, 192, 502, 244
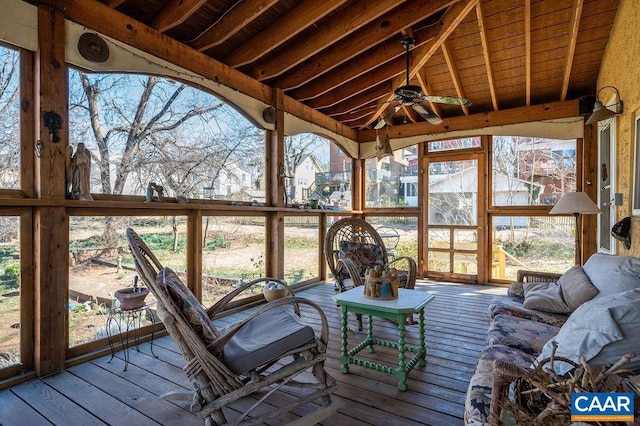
549, 192, 601, 215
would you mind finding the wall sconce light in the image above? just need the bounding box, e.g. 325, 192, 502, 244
586, 85, 623, 125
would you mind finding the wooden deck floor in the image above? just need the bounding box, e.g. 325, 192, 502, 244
0, 281, 506, 426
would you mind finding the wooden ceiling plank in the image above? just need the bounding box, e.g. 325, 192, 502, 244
319, 83, 391, 116
150, 0, 209, 33
364, 0, 478, 128
560, 0, 584, 101
475, 1, 498, 111
62, 0, 357, 141
440, 40, 469, 114
105, 0, 126, 7
359, 99, 580, 142
273, 0, 458, 91
416, 69, 442, 117
190, 0, 279, 51
223, 0, 350, 67
248, 0, 403, 81
525, 0, 531, 105
332, 108, 378, 123
290, 26, 439, 101
306, 59, 405, 109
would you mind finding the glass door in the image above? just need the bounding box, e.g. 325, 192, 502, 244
598, 123, 615, 253
423, 152, 484, 283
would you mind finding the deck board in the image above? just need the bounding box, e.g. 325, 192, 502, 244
0, 281, 505, 425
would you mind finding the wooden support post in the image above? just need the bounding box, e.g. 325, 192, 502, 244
318, 213, 327, 280
417, 142, 426, 277
266, 89, 285, 278
478, 135, 489, 284
188, 211, 203, 301
581, 126, 598, 263
19, 48, 36, 373
352, 159, 364, 212
34, 3, 69, 375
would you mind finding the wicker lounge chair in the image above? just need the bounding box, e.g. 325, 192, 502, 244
324, 217, 417, 329
126, 227, 335, 425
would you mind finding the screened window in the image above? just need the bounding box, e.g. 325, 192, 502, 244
492, 136, 577, 206
69, 216, 186, 348
365, 144, 418, 207
427, 137, 480, 153
69, 70, 265, 201
0, 45, 20, 190
0, 216, 20, 369
287, 135, 349, 210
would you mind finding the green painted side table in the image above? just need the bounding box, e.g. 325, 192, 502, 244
333, 287, 435, 391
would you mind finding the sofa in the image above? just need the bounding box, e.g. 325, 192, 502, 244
464, 253, 640, 425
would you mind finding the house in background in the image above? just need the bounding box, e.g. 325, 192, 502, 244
210, 167, 253, 200
515, 139, 577, 205
291, 154, 322, 203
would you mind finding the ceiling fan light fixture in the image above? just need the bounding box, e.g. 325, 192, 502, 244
374, 36, 470, 129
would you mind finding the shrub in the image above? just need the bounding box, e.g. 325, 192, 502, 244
4, 263, 19, 282
205, 235, 231, 251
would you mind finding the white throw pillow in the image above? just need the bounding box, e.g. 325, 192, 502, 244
582, 253, 640, 299
535, 288, 640, 375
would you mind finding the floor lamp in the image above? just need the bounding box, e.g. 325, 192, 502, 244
549, 192, 601, 265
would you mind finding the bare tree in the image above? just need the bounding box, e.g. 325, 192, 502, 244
70, 71, 225, 195
69, 70, 271, 252
0, 47, 20, 189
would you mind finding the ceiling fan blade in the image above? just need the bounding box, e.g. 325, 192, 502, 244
412, 103, 443, 125
421, 95, 472, 107
374, 104, 402, 129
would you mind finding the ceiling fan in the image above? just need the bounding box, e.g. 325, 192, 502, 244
374, 36, 472, 130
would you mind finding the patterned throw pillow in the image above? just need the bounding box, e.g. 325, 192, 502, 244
156, 267, 220, 344
338, 240, 384, 277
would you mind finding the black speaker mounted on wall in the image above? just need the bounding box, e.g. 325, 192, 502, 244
579, 95, 596, 117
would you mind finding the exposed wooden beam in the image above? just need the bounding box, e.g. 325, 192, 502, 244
289, 25, 439, 101
149, 0, 208, 33
306, 61, 403, 109
331, 105, 379, 123
223, 0, 349, 67
440, 40, 469, 115
416, 69, 442, 117
365, 0, 478, 128
63, 0, 358, 141
272, 0, 457, 91
248, 0, 403, 81
402, 105, 419, 123
319, 83, 391, 116
561, 0, 584, 101
190, 0, 279, 51
525, 0, 531, 106
476, 1, 498, 111
359, 99, 580, 142
105, 0, 126, 7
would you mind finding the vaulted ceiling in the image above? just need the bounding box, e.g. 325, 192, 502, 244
99, 0, 618, 131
